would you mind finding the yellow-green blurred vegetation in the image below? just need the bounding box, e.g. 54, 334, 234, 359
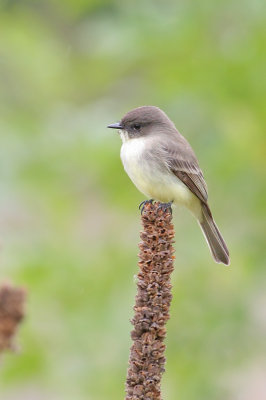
0, 0, 266, 399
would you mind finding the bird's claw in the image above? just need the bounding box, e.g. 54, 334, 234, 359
139, 199, 154, 214
158, 201, 173, 214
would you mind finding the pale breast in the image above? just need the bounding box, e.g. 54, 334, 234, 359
120, 137, 148, 193
120, 136, 201, 216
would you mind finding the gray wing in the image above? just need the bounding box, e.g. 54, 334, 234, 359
162, 136, 209, 206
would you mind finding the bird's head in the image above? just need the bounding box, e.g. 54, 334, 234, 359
107, 106, 175, 142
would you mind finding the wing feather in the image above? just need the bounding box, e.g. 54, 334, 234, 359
162, 142, 209, 205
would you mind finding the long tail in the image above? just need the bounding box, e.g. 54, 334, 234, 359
199, 203, 230, 265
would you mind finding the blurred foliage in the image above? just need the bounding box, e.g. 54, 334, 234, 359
0, 0, 266, 399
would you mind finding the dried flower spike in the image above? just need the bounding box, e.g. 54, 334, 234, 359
0, 283, 26, 353
125, 202, 175, 400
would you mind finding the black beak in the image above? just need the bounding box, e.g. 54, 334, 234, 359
107, 122, 123, 129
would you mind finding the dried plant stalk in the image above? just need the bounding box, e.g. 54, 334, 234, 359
0, 283, 26, 353
125, 202, 175, 400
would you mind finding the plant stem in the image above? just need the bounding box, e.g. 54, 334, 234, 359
0, 283, 26, 353
125, 202, 175, 400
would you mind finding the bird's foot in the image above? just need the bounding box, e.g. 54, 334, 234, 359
139, 199, 154, 214
158, 201, 173, 214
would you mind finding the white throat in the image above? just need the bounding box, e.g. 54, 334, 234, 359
119, 129, 130, 143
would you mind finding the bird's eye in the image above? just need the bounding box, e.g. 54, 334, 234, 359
132, 123, 141, 131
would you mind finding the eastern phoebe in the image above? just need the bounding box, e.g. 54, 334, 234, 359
108, 106, 230, 265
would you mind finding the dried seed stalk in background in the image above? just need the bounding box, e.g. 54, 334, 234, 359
0, 283, 26, 353
126, 202, 175, 400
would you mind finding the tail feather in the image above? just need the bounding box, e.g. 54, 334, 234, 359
199, 203, 230, 265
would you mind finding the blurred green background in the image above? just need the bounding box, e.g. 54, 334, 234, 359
0, 0, 266, 399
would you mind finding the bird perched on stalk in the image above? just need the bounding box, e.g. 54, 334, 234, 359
108, 106, 230, 265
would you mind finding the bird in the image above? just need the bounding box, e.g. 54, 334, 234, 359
108, 106, 230, 265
